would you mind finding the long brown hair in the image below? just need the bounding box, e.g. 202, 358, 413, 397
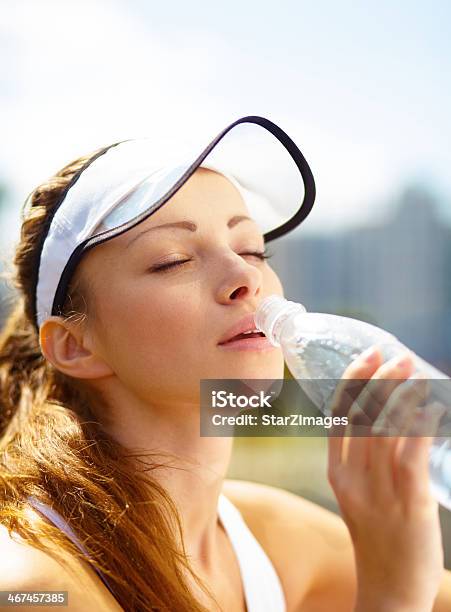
0, 152, 213, 611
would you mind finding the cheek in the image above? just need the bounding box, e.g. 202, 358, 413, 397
96, 285, 200, 368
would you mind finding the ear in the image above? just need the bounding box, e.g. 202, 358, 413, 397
39, 316, 114, 379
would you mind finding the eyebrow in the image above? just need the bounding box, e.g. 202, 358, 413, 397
125, 215, 255, 250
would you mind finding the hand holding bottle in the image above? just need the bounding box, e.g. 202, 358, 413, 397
327, 347, 445, 612
254, 294, 451, 510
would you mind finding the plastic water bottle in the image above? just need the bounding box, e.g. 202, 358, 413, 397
254, 294, 451, 511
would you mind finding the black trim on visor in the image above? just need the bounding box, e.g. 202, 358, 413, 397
35, 115, 316, 331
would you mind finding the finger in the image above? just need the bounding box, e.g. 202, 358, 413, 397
403, 401, 446, 438
330, 345, 383, 417
345, 400, 373, 471
364, 355, 417, 500
328, 346, 382, 473
351, 352, 416, 428
395, 403, 445, 506
344, 354, 415, 501
367, 433, 400, 501
343, 353, 414, 478
373, 374, 429, 436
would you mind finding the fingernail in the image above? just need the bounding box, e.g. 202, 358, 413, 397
394, 353, 412, 369
428, 401, 447, 422
360, 347, 378, 363
401, 376, 425, 393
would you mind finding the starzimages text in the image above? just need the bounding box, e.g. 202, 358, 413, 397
211, 414, 349, 429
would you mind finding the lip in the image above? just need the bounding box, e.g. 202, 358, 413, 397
217, 313, 264, 346
217, 335, 276, 351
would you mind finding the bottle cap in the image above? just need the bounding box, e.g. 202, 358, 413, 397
254, 294, 306, 345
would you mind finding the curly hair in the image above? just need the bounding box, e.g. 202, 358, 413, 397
0, 151, 213, 611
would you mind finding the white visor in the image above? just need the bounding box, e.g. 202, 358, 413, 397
34, 116, 315, 329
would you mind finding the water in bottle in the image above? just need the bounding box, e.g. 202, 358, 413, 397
254, 294, 451, 511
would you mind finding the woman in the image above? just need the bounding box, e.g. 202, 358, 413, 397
0, 116, 450, 611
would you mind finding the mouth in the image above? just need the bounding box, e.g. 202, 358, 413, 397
217, 330, 275, 351
217, 312, 275, 351
219, 330, 266, 345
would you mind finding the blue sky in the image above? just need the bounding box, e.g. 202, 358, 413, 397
1, 0, 450, 254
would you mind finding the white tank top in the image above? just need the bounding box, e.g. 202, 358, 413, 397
28, 493, 287, 611
217, 493, 286, 612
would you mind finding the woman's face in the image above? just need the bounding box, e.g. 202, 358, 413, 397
79, 168, 285, 406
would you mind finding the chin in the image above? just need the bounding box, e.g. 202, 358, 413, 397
221, 362, 284, 380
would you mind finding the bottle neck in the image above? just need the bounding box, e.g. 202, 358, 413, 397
267, 303, 307, 346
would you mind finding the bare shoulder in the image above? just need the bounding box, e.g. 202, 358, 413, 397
222, 479, 357, 611
222, 478, 354, 554
0, 523, 122, 611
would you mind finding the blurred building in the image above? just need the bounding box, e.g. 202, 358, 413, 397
270, 186, 451, 373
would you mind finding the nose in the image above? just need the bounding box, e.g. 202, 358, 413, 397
215, 254, 263, 305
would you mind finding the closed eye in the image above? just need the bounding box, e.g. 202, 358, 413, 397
151, 249, 273, 273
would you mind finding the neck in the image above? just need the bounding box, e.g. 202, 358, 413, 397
101, 387, 234, 563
